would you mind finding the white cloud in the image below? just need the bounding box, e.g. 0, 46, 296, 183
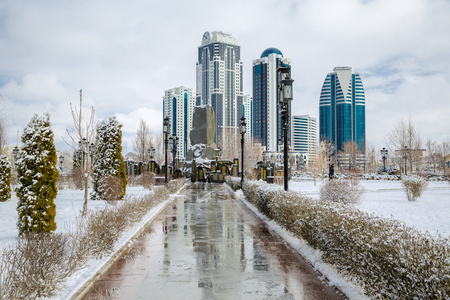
0, 0, 449, 154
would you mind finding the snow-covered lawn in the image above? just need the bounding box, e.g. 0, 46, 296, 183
0, 186, 152, 249
289, 179, 450, 237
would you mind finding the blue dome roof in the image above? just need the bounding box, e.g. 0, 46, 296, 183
261, 48, 283, 58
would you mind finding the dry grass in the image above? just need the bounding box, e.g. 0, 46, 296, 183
0, 178, 185, 299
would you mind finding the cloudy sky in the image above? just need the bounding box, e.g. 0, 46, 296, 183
1, 0, 449, 154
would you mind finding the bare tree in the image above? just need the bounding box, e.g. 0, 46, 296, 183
340, 141, 359, 170
439, 140, 450, 174
132, 119, 152, 162
64, 89, 96, 214
218, 127, 261, 178
365, 145, 378, 174
425, 139, 439, 172
386, 117, 422, 173
317, 141, 336, 182
0, 118, 6, 156
0, 97, 6, 155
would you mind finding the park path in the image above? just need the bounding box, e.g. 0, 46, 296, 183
82, 183, 345, 300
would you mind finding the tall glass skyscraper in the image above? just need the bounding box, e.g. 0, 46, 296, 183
163, 86, 196, 160
252, 48, 291, 151
319, 67, 366, 153
291, 115, 317, 155
196, 31, 243, 146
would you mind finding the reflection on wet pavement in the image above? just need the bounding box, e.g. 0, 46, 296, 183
83, 183, 345, 300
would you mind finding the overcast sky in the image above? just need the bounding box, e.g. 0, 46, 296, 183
1, 0, 449, 154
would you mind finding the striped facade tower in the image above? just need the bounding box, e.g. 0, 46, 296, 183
196, 31, 243, 147
163, 87, 196, 160
319, 67, 366, 153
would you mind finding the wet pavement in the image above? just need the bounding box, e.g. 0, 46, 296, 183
83, 183, 345, 300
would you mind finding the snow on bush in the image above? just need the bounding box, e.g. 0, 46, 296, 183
91, 117, 127, 200
401, 175, 428, 201
225, 176, 242, 191
0, 155, 11, 202
15, 113, 58, 235
242, 180, 450, 299
319, 179, 365, 204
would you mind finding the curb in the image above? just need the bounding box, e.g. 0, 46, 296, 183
70, 184, 186, 300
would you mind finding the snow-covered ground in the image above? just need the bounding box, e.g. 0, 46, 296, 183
289, 179, 450, 237
0, 186, 177, 299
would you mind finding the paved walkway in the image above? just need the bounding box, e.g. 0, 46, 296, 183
83, 183, 345, 300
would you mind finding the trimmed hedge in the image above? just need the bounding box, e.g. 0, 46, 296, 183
241, 180, 450, 299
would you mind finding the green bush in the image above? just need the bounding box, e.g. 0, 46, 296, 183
241, 180, 450, 299
0, 155, 11, 202
15, 114, 58, 235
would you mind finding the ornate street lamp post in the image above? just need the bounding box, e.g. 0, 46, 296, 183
170, 134, 179, 179
59, 155, 64, 171
381, 147, 388, 173
148, 146, 155, 161
163, 117, 170, 183
240, 117, 246, 183
13, 146, 20, 160
403, 146, 408, 175
278, 66, 294, 191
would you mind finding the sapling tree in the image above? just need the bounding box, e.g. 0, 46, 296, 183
15, 113, 58, 235
64, 89, 96, 214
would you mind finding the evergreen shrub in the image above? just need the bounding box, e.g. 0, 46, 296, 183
0, 155, 11, 202
15, 114, 58, 235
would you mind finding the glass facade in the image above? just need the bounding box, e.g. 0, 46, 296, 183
319, 67, 366, 153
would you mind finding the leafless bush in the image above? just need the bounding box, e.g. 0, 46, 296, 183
0, 178, 186, 299
98, 175, 124, 200
0, 233, 77, 299
127, 173, 156, 189
319, 179, 365, 204
401, 175, 428, 201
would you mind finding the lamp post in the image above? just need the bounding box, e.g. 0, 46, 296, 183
403, 146, 408, 175
240, 116, 246, 183
163, 117, 170, 183
59, 155, 64, 171
278, 66, 294, 191
149, 146, 155, 161
13, 146, 20, 160
381, 147, 388, 173
170, 134, 179, 179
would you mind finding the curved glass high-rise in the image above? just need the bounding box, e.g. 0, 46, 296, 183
319, 67, 365, 152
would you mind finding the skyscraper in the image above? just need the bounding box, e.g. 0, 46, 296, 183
252, 48, 291, 152
196, 31, 243, 146
319, 67, 366, 153
163, 86, 196, 160
291, 115, 317, 162
242, 94, 253, 141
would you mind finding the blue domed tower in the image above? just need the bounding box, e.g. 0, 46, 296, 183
252, 48, 291, 151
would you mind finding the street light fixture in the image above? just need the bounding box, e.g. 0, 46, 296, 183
148, 146, 155, 161
170, 134, 179, 179
13, 146, 20, 160
59, 155, 64, 171
163, 116, 170, 183
403, 146, 408, 175
240, 116, 246, 183
381, 147, 388, 173
278, 66, 294, 191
